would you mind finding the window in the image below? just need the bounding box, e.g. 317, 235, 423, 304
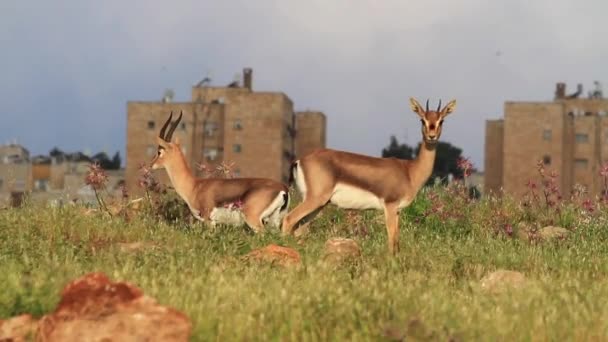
203, 148, 218, 161
147, 121, 155, 129
575, 133, 589, 143
204, 121, 217, 137
233, 144, 242, 153
233, 119, 243, 130
35, 179, 48, 191
543, 155, 551, 165
575, 158, 588, 169
146, 145, 156, 156
542, 129, 552, 141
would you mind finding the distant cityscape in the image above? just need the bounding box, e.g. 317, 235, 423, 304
0, 68, 327, 206
2, 72, 606, 206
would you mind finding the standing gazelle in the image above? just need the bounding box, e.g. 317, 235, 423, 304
150, 111, 290, 232
282, 98, 456, 254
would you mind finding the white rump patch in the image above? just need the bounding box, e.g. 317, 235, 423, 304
330, 183, 383, 210
294, 162, 308, 199
260, 191, 288, 228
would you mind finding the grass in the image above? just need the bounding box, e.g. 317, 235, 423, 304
2, 186, 608, 341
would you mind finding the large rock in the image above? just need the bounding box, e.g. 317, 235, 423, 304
36, 272, 191, 341
480, 270, 526, 293
538, 226, 570, 241
323, 238, 361, 264
0, 314, 37, 341
243, 244, 301, 267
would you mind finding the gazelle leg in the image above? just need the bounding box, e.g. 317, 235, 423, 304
383, 202, 400, 255
281, 197, 327, 235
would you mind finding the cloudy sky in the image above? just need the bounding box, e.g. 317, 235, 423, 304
2, 0, 606, 169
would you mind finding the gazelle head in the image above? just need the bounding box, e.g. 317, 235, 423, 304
150, 111, 184, 170
409, 98, 456, 145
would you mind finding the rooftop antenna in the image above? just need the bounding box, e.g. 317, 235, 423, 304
590, 80, 603, 99
227, 73, 240, 87
162, 89, 175, 103
196, 69, 213, 87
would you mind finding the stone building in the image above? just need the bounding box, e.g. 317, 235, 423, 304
485, 82, 608, 197
125, 68, 327, 192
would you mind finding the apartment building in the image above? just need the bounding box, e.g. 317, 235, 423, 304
485, 82, 608, 197
125, 68, 327, 192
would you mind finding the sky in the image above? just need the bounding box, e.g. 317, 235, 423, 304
2, 0, 607, 170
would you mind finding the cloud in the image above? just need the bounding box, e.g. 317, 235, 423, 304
1, 0, 607, 170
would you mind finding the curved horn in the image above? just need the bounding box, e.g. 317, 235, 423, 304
425, 99, 429, 112
437, 99, 442, 112
159, 111, 173, 140
164, 111, 183, 142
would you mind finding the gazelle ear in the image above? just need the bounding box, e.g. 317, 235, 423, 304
441, 99, 457, 117
409, 98, 425, 118
156, 136, 169, 149
173, 136, 181, 146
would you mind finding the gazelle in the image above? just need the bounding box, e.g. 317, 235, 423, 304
282, 98, 456, 254
150, 111, 290, 232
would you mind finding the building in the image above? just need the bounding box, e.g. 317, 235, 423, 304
125, 68, 327, 192
485, 82, 608, 197
0, 146, 126, 207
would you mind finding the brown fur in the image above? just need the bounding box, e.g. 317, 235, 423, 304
282, 97, 456, 254
151, 133, 288, 233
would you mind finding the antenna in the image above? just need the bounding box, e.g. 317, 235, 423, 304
162, 89, 175, 103
196, 69, 213, 87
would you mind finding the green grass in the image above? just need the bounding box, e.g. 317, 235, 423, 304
2, 192, 608, 341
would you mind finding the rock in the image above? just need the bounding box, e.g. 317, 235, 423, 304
117, 241, 157, 253
323, 238, 361, 264
0, 314, 37, 342
515, 222, 534, 241
539, 226, 570, 241
243, 244, 301, 267
480, 270, 526, 293
36, 272, 191, 341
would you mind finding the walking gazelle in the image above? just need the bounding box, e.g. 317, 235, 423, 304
150, 111, 290, 232
281, 98, 457, 254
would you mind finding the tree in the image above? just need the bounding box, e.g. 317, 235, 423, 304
111, 151, 121, 170
381, 136, 413, 160
414, 141, 464, 185
90, 151, 122, 170
49, 147, 64, 158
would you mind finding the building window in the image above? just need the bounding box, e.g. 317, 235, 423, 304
542, 129, 552, 141
543, 155, 551, 165
575, 133, 589, 143
233, 119, 243, 130
147, 121, 155, 129
575, 158, 588, 169
204, 121, 217, 137
203, 148, 218, 161
233, 144, 242, 153
146, 145, 156, 156
35, 179, 48, 191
